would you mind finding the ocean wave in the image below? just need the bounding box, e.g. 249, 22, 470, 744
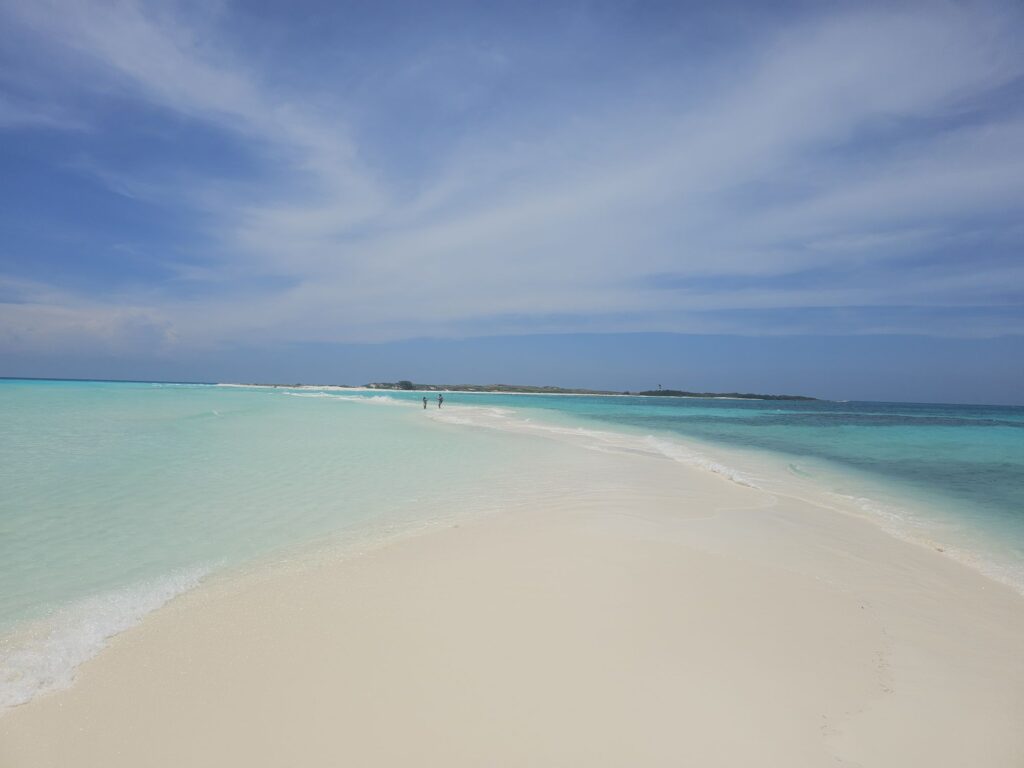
281, 392, 410, 406
0, 565, 209, 712
641, 436, 759, 487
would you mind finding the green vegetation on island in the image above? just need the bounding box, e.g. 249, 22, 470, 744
365, 382, 816, 400
232, 380, 816, 400
366, 382, 615, 395
635, 389, 816, 401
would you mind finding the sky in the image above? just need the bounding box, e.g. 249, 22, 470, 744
1, 0, 1022, 403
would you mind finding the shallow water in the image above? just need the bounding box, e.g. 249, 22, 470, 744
365, 388, 1024, 589
1, 379, 1022, 708
0, 380, 555, 707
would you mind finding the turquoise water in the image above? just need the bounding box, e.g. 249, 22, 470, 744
365, 388, 1024, 587
413, 391, 1024, 537
0, 380, 558, 706
2, 379, 1023, 708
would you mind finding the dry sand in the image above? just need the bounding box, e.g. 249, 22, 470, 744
1, 446, 1022, 767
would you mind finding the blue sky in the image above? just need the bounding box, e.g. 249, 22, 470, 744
1, 1, 1022, 402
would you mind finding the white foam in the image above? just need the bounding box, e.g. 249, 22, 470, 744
830, 492, 1024, 596
446, 404, 1020, 593
428, 404, 759, 488
0, 565, 209, 712
642, 436, 759, 487
281, 392, 411, 406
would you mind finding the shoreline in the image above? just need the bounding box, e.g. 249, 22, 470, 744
2, 414, 1023, 766
2, 393, 1020, 721
422, 401, 1024, 597
4, 394, 1019, 715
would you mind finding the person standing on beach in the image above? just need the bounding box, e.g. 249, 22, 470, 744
423, 396, 427, 409
438, 393, 444, 408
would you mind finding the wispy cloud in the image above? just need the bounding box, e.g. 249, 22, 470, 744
0, 95, 75, 129
0, 276, 176, 354
1, 0, 1022, 355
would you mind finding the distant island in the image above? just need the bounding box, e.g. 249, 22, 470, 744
364, 381, 816, 400
634, 389, 816, 401
365, 381, 614, 395
226, 380, 816, 400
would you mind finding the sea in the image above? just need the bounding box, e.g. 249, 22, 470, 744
2, 378, 1022, 709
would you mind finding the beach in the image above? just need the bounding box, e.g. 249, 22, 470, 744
6, 0, 1023, 762
2, 397, 1023, 767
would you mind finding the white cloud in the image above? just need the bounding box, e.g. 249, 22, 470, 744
0, 277, 176, 354
0, 93, 83, 129
1, 0, 1022, 354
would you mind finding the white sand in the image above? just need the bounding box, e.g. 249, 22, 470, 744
2, 442, 1022, 767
